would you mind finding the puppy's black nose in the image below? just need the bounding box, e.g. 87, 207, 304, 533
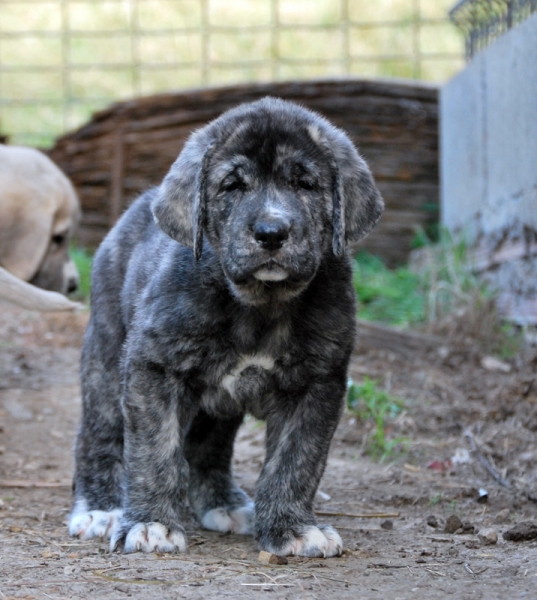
254, 219, 289, 252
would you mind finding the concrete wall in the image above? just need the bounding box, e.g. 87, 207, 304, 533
441, 12, 537, 241
441, 14, 537, 324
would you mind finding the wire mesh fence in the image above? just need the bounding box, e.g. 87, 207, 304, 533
450, 0, 537, 59
0, 0, 464, 146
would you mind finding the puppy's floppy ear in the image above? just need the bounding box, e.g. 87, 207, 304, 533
151, 133, 216, 260
322, 128, 384, 257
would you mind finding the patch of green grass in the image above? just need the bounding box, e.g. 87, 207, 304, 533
353, 251, 424, 326
419, 229, 491, 322
70, 246, 93, 302
427, 493, 443, 506
354, 232, 523, 357
347, 377, 407, 461
497, 324, 524, 359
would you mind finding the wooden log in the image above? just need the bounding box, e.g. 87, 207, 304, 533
354, 319, 448, 358
48, 78, 439, 264
109, 129, 125, 227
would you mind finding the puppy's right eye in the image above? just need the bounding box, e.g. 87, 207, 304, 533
220, 179, 246, 193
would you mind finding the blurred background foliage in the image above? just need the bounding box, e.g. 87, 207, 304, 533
0, 0, 463, 147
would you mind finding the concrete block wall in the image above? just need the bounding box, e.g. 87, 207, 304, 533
440, 13, 537, 324
441, 12, 537, 240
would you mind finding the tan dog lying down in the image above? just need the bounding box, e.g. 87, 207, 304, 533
0, 144, 81, 305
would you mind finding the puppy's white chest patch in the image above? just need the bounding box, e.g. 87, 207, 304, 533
221, 354, 275, 397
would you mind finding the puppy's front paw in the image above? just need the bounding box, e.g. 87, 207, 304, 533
201, 502, 254, 535
111, 522, 187, 554
262, 525, 343, 558
68, 504, 122, 540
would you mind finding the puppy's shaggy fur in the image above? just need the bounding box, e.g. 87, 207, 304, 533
0, 144, 80, 295
70, 98, 383, 557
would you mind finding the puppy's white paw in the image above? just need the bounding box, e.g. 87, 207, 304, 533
69, 504, 122, 540
266, 525, 343, 558
201, 502, 254, 535
117, 522, 187, 554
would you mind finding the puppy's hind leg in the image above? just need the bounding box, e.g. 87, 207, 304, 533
69, 321, 125, 542
185, 411, 254, 535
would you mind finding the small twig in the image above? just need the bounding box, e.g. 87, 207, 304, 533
315, 511, 400, 519
312, 574, 362, 586
425, 568, 446, 577
248, 571, 278, 584
4, 580, 89, 588
464, 563, 474, 574
368, 563, 407, 569
51, 541, 95, 547
241, 583, 293, 587
0, 512, 41, 520
0, 480, 70, 488
464, 430, 511, 488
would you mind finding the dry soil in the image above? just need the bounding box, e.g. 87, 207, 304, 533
1, 305, 536, 599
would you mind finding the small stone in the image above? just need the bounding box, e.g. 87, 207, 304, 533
476, 488, 488, 504
426, 515, 439, 528
258, 551, 288, 565
503, 522, 537, 542
444, 514, 462, 534
380, 520, 393, 530
477, 528, 498, 545
481, 356, 511, 373
495, 509, 510, 523
461, 521, 476, 534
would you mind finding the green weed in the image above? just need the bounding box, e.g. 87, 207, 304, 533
355, 230, 522, 357
353, 251, 424, 326
70, 246, 93, 302
347, 377, 407, 461
413, 228, 522, 355
427, 494, 443, 506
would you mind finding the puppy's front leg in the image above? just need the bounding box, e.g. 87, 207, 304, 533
255, 378, 345, 558
111, 360, 193, 554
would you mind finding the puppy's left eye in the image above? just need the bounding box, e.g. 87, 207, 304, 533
52, 234, 66, 245
297, 179, 315, 191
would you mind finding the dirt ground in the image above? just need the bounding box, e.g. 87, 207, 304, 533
1, 305, 536, 600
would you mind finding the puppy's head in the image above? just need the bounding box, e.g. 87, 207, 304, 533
152, 97, 383, 306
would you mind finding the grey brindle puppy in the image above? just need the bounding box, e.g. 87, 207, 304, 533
69, 97, 384, 558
